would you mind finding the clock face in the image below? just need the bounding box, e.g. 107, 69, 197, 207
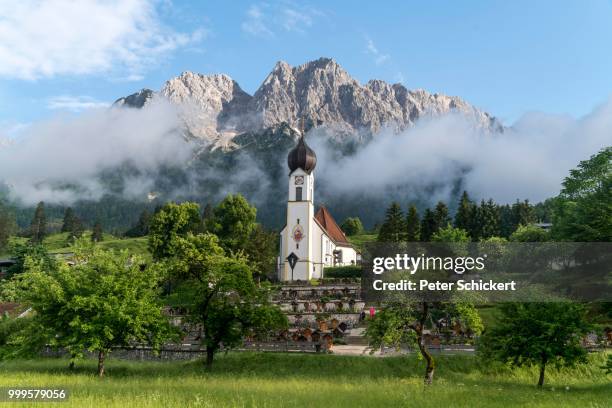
294, 176, 304, 185
292, 225, 305, 242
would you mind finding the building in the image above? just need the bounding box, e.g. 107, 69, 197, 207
278, 136, 358, 281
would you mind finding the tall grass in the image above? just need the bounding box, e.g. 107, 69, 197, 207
0, 352, 608, 407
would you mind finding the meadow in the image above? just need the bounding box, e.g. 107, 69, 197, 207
0, 352, 609, 408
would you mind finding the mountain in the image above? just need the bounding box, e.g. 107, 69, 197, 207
115, 57, 502, 148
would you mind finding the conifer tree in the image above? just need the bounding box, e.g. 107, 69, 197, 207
420, 208, 436, 242
29, 202, 46, 244
405, 204, 420, 241
125, 209, 151, 237
477, 199, 501, 239
377, 202, 406, 242
433, 201, 451, 232
454, 191, 474, 232
61, 207, 77, 233
511, 199, 535, 228
91, 221, 104, 243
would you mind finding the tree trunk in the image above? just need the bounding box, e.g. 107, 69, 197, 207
205, 346, 215, 368
538, 358, 547, 387
97, 350, 105, 377
417, 302, 435, 385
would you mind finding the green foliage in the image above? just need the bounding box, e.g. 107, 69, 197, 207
509, 224, 549, 242
166, 233, 286, 366
419, 208, 436, 242
377, 202, 405, 242
148, 202, 201, 260
341, 217, 363, 236
479, 302, 592, 386
205, 194, 257, 254
454, 191, 474, 234
8, 240, 173, 376
29, 201, 47, 244
552, 147, 611, 241
5, 240, 56, 278
366, 299, 482, 385
0, 202, 17, 252
244, 224, 278, 281
61, 207, 77, 233
323, 265, 361, 279
602, 354, 612, 375
433, 201, 451, 232
125, 209, 151, 237
475, 199, 501, 240
405, 205, 420, 242
431, 225, 470, 243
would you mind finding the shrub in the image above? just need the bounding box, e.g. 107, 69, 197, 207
323, 265, 361, 279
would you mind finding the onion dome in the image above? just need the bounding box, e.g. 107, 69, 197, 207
288, 136, 317, 174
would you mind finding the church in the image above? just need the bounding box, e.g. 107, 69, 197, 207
278, 136, 358, 281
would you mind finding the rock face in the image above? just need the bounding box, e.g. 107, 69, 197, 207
115, 57, 502, 145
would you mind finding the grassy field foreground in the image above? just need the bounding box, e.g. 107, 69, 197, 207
0, 353, 609, 407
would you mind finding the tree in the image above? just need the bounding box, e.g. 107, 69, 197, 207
475, 199, 501, 240
552, 147, 611, 241
66, 216, 84, 243
61, 207, 77, 233
0, 203, 17, 252
341, 217, 364, 236
405, 205, 420, 242
479, 302, 591, 387
509, 224, 549, 242
432, 201, 451, 232
11, 241, 173, 376
377, 202, 406, 242
29, 202, 46, 244
244, 224, 278, 282
148, 202, 202, 260
125, 209, 151, 237
367, 299, 482, 385
511, 199, 536, 228
432, 225, 470, 243
167, 233, 287, 367
420, 209, 436, 242
454, 192, 474, 234
91, 221, 104, 242
205, 194, 257, 254
6, 241, 56, 278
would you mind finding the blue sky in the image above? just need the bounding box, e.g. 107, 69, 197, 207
1, 0, 612, 133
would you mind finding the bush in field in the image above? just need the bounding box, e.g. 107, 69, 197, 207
341, 217, 363, 236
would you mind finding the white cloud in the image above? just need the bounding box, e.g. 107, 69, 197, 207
312, 100, 612, 205
241, 5, 274, 37
365, 37, 390, 66
0, 100, 196, 204
47, 96, 110, 112
241, 2, 321, 37
0, 0, 206, 80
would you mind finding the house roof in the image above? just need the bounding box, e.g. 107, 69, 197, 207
314, 206, 351, 246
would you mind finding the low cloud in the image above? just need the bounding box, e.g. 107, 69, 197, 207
312, 100, 612, 205
0, 99, 196, 204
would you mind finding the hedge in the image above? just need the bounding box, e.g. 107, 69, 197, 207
323, 265, 362, 279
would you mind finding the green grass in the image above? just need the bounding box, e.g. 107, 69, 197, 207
0, 352, 608, 407
1, 233, 150, 258
348, 233, 377, 251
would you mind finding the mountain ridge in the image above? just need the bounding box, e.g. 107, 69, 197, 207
115, 57, 503, 148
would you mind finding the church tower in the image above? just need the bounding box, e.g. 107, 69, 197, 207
281, 135, 317, 281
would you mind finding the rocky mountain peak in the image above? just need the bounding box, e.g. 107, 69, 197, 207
115, 57, 503, 147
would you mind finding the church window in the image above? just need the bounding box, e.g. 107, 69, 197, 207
296, 187, 302, 201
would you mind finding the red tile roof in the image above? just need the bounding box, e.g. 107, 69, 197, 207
314, 206, 351, 246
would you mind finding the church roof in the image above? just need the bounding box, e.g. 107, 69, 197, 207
314, 206, 351, 246
288, 136, 317, 174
